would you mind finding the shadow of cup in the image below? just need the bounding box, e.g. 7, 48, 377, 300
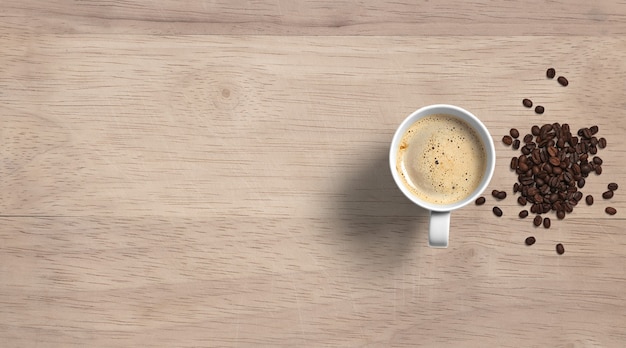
334, 147, 429, 267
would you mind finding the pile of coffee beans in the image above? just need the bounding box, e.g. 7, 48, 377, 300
506, 122, 606, 223
474, 68, 619, 255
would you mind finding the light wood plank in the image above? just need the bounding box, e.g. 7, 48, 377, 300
3, 0, 626, 35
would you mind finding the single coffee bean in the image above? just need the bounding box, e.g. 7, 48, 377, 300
543, 217, 551, 228
593, 156, 603, 165
531, 125, 540, 136
557, 210, 565, 220
513, 182, 520, 193
556, 243, 565, 255
510, 157, 518, 170
585, 195, 593, 205
525, 236, 536, 246
598, 137, 607, 149
546, 68, 556, 79
549, 157, 560, 166
497, 191, 507, 200
547, 145, 557, 157
523, 134, 534, 144
509, 128, 520, 139
475, 196, 486, 205
518, 196, 527, 206
493, 206, 503, 217
533, 215, 542, 226
502, 135, 513, 146
492, 190, 500, 198
573, 191, 583, 202
577, 178, 585, 188
582, 128, 592, 139
557, 76, 568, 86
519, 210, 529, 218
590, 125, 599, 135
602, 190, 614, 199
518, 162, 529, 172
608, 183, 619, 191
595, 165, 602, 175
591, 137, 598, 146
522, 98, 533, 108
535, 105, 545, 114
512, 139, 520, 150
606, 207, 617, 215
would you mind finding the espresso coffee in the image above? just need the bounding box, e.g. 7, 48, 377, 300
396, 113, 486, 205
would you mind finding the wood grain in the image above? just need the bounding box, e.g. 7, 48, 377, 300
2, 2, 626, 347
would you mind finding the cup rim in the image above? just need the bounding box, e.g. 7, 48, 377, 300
389, 104, 496, 212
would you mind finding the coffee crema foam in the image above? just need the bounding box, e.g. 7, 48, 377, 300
397, 114, 486, 205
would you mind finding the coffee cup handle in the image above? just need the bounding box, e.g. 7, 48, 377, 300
429, 211, 450, 248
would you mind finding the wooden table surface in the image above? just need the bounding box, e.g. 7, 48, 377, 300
3, 1, 626, 347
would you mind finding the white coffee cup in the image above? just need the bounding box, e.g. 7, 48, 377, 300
389, 104, 496, 248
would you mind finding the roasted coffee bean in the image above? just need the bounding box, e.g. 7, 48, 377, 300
492, 190, 499, 198
523, 134, 533, 144
549, 157, 560, 166
572, 192, 582, 202
525, 236, 536, 245
557, 76, 568, 86
552, 166, 562, 175
546, 68, 556, 79
512, 139, 520, 150
581, 164, 592, 175
585, 195, 593, 205
502, 135, 513, 146
535, 105, 545, 114
563, 172, 573, 183
540, 123, 552, 135
533, 215, 542, 226
606, 207, 617, 215
598, 137, 607, 149
590, 125, 599, 135
493, 206, 503, 217
608, 183, 619, 191
582, 128, 592, 139
497, 191, 507, 200
556, 243, 565, 255
522, 98, 533, 108
543, 217, 551, 228
475, 196, 486, 205
547, 145, 557, 157
509, 128, 520, 139
557, 210, 565, 220
510, 157, 519, 170
595, 165, 602, 175
519, 210, 529, 218
531, 125, 540, 136
592, 156, 603, 165
590, 146, 598, 155
577, 178, 585, 188
518, 196, 527, 206
602, 190, 614, 199
518, 162, 529, 172
513, 182, 520, 193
